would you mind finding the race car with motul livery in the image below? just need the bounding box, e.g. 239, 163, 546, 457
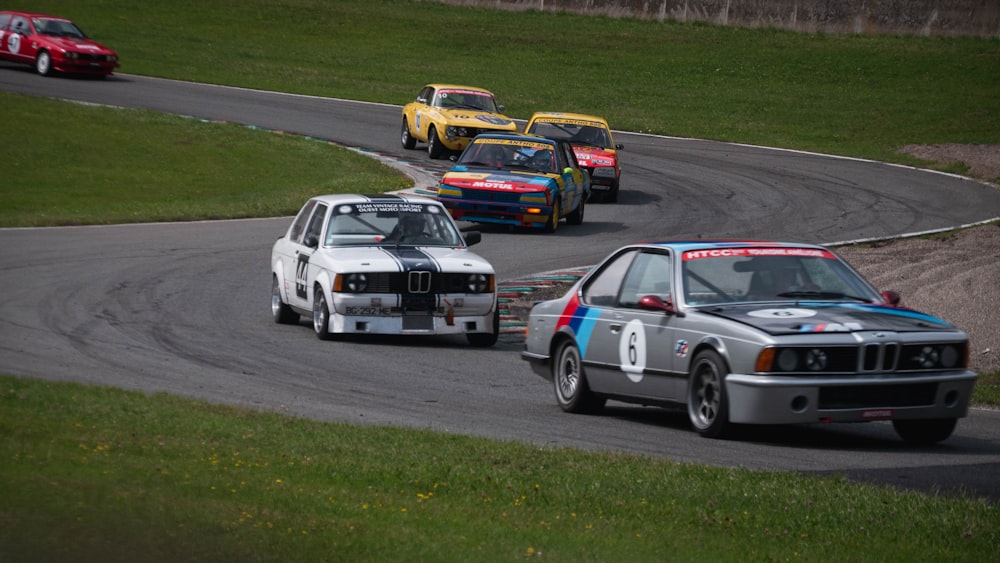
271, 194, 499, 346
436, 133, 591, 233
525, 112, 623, 202
522, 240, 977, 442
401, 84, 518, 159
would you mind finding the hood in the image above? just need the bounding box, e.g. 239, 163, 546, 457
700, 302, 957, 335
441, 170, 557, 193
46, 36, 115, 55
439, 110, 516, 129
572, 146, 617, 167
318, 245, 493, 274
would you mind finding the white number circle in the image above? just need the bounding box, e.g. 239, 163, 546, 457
8, 33, 22, 55
618, 318, 646, 383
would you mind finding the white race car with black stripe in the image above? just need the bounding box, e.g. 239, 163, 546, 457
271, 194, 498, 346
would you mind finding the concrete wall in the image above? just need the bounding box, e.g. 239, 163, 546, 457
432, 0, 1000, 37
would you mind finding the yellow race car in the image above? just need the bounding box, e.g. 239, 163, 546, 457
401, 84, 518, 159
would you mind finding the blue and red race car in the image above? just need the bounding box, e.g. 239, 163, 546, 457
436, 133, 591, 233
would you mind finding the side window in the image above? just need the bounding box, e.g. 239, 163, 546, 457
0, 15, 12, 29
618, 251, 672, 308
419, 86, 434, 104
11, 16, 30, 34
288, 200, 317, 244
582, 249, 638, 307
304, 203, 328, 245
559, 142, 577, 169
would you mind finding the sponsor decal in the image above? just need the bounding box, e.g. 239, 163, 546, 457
683, 247, 834, 260
675, 339, 689, 358
797, 322, 864, 332
475, 138, 551, 150
536, 117, 603, 127
861, 409, 893, 419
476, 115, 514, 125
342, 202, 426, 214
471, 181, 517, 190
747, 308, 818, 319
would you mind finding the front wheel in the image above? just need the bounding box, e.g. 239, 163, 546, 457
553, 340, 605, 413
687, 350, 731, 438
401, 118, 417, 149
35, 51, 52, 76
892, 418, 957, 443
543, 199, 560, 233
313, 288, 334, 341
427, 126, 445, 159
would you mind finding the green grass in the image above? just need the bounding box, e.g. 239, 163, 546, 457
0, 93, 410, 227
2, 374, 996, 562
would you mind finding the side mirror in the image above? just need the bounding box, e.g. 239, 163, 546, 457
463, 231, 482, 246
497, 104, 506, 112
881, 290, 901, 306
616, 144, 624, 150
638, 295, 681, 316
303, 234, 319, 249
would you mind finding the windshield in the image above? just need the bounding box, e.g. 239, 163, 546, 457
457, 138, 556, 173
34, 18, 86, 38
528, 121, 611, 148
680, 247, 882, 306
324, 202, 465, 247
434, 89, 499, 112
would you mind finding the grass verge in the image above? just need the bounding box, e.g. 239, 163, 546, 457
1, 374, 996, 562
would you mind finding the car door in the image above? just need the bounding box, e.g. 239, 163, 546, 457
580, 249, 679, 400
283, 201, 327, 310
554, 140, 587, 215
2, 15, 35, 64
411, 85, 436, 142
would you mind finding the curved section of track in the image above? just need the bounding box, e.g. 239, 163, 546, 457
3, 68, 1000, 501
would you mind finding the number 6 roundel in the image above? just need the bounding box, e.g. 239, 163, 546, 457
618, 318, 647, 383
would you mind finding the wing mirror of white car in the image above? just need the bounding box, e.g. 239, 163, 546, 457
638, 294, 683, 317
303, 234, 319, 249
463, 231, 482, 246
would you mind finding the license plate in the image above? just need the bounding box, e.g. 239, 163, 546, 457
345, 306, 391, 316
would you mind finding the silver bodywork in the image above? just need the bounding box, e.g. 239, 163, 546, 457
271, 194, 498, 345
521, 240, 977, 441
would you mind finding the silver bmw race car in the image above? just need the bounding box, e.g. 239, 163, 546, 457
271, 194, 498, 346
521, 240, 978, 442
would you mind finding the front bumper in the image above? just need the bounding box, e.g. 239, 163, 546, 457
440, 197, 554, 229
724, 370, 978, 424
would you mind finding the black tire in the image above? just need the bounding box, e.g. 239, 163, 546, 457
271, 275, 299, 325
401, 118, 417, 149
35, 51, 52, 76
427, 126, 445, 159
892, 418, 957, 443
312, 287, 334, 341
607, 180, 620, 203
552, 340, 605, 414
687, 350, 731, 438
543, 198, 560, 233
567, 195, 585, 225
467, 305, 499, 347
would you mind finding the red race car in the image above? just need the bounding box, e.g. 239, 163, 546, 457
0, 11, 119, 76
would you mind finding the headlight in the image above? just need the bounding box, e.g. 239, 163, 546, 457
336, 273, 367, 293
446, 126, 469, 138
757, 347, 845, 373
466, 273, 492, 293
591, 167, 616, 178
64, 52, 79, 60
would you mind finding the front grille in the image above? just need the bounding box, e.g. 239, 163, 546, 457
818, 382, 938, 409
862, 343, 900, 372
356, 272, 473, 294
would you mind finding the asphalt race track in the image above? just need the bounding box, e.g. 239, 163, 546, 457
3, 66, 1000, 502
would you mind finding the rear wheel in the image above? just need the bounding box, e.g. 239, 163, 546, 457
553, 340, 605, 413
35, 51, 52, 76
427, 126, 445, 159
892, 418, 957, 443
271, 275, 299, 324
401, 118, 416, 149
567, 195, 585, 225
313, 288, 334, 341
543, 199, 560, 233
687, 350, 731, 438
